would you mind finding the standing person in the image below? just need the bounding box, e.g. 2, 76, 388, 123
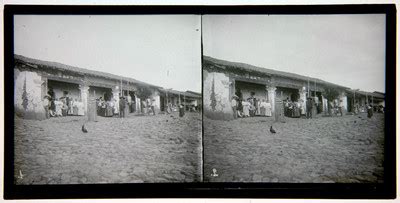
54, 98, 63, 117
109, 99, 115, 117
43, 95, 50, 119
354, 101, 359, 115
306, 97, 313, 119
113, 98, 119, 116
248, 98, 255, 117
124, 97, 129, 117
265, 99, 272, 117
141, 99, 146, 114
146, 98, 151, 115
61, 97, 68, 116
242, 99, 250, 117
293, 102, 301, 118
179, 104, 185, 117
66, 96, 71, 115
150, 99, 156, 115
49, 96, 56, 117
260, 99, 266, 116
299, 99, 305, 116
166, 102, 172, 114
73, 98, 78, 115
119, 97, 125, 118
231, 95, 238, 119
367, 102, 373, 118
237, 98, 243, 117
338, 99, 344, 116
254, 98, 259, 115
127, 94, 132, 113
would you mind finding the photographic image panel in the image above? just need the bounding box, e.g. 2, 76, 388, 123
202, 14, 386, 183
13, 14, 202, 184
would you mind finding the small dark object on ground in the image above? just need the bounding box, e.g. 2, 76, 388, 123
82, 124, 88, 133
270, 126, 276, 134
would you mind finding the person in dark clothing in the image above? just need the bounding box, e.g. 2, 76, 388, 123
179, 104, 185, 117
237, 98, 243, 117
367, 102, 373, 118
306, 97, 313, 119
119, 97, 125, 118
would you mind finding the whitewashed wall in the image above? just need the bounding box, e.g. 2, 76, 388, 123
203, 70, 233, 119
14, 69, 46, 120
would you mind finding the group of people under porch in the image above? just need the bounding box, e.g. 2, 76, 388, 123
42, 89, 85, 119
231, 90, 380, 120
352, 100, 378, 118
165, 102, 186, 117
231, 94, 272, 119
96, 95, 157, 118
230, 91, 351, 119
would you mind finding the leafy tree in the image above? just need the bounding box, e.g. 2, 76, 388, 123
322, 86, 339, 115
136, 86, 153, 100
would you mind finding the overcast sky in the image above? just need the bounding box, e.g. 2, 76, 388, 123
203, 14, 386, 93
14, 15, 201, 93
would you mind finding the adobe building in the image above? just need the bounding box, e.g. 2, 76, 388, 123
14, 54, 200, 120
158, 89, 202, 111
203, 56, 383, 120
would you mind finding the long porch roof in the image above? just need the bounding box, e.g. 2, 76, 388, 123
346, 89, 385, 99
15, 54, 161, 89
14, 54, 199, 97
204, 56, 350, 90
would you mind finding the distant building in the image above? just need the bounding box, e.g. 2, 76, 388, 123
14, 54, 200, 120
203, 56, 383, 120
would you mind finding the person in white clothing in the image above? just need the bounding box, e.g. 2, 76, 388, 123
265, 100, 272, 117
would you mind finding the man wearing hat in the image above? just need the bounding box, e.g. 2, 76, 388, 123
231, 95, 238, 119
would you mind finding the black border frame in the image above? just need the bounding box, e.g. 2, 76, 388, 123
3, 4, 397, 199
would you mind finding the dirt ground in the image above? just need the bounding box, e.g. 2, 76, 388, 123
14, 112, 202, 184
204, 112, 385, 183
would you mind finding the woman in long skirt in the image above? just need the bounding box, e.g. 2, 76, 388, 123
242, 100, 250, 117
73, 100, 79, 115
265, 101, 272, 117
54, 99, 63, 116
260, 99, 266, 116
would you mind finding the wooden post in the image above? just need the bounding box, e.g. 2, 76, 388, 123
166, 90, 169, 110
372, 95, 374, 109
307, 78, 310, 97
120, 78, 123, 97
314, 79, 316, 97
353, 90, 356, 113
